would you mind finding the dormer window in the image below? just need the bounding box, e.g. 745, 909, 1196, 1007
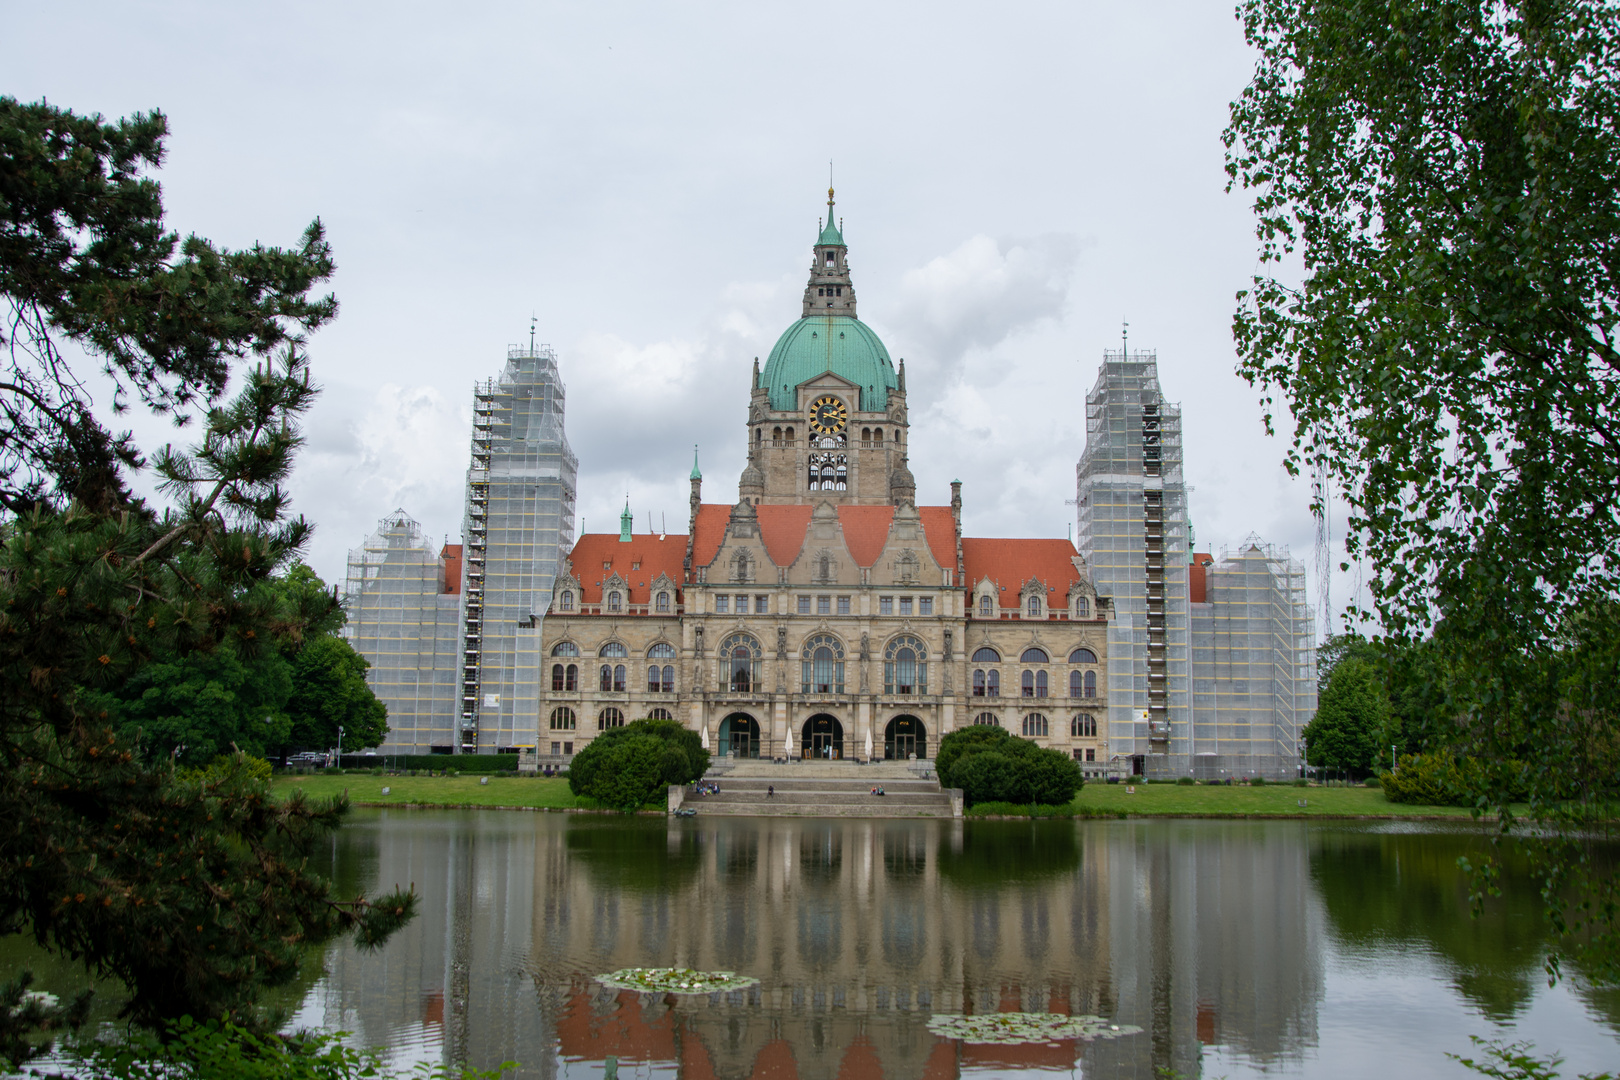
559, 590, 574, 612
607, 591, 622, 612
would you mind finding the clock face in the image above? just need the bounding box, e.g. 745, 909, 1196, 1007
808, 395, 848, 435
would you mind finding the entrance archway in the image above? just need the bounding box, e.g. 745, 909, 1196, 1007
885, 715, 926, 761
802, 714, 844, 760
718, 713, 761, 758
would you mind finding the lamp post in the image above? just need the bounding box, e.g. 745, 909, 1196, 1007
337, 725, 344, 769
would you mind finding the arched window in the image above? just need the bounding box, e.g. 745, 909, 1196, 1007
1085, 670, 1097, 698
785, 426, 795, 444
973, 669, 987, 696
647, 665, 662, 693
1074, 596, 1090, 618
599, 707, 625, 730
551, 642, 580, 657
600, 642, 628, 658
1069, 670, 1083, 698
756, 428, 762, 446
1069, 647, 1098, 664
718, 633, 763, 693
974, 712, 1000, 726
800, 633, 845, 695
655, 591, 671, 612
1020, 647, 1049, 663
661, 664, 675, 692
987, 670, 1001, 696
559, 590, 574, 612
552, 664, 578, 692
607, 591, 622, 612
883, 635, 927, 695
599, 664, 612, 691
1022, 713, 1049, 737
1072, 713, 1098, 737
648, 642, 676, 659
552, 664, 565, 691
613, 664, 626, 692
1027, 595, 1042, 617
979, 595, 994, 617
549, 707, 576, 731
649, 707, 674, 721
1035, 671, 1049, 697
873, 428, 883, 444
1022, 670, 1034, 697
972, 647, 1001, 663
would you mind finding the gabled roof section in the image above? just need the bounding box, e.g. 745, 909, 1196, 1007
757, 505, 814, 566
918, 507, 959, 572
960, 538, 1085, 601
563, 533, 687, 605
836, 506, 894, 566
691, 504, 814, 569
690, 505, 732, 569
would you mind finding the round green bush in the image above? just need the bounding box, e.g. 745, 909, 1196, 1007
936, 727, 1081, 807
568, 718, 710, 811
1177, 776, 1196, 785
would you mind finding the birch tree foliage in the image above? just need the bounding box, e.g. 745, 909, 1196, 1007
1225, 0, 1620, 982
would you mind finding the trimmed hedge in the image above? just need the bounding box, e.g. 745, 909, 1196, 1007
336, 753, 519, 771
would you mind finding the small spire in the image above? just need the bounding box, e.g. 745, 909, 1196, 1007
689, 444, 702, 481
619, 496, 633, 542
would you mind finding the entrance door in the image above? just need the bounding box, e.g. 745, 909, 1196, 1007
802, 714, 844, 760
885, 715, 926, 760
719, 714, 760, 758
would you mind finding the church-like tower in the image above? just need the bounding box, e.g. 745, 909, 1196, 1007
744, 189, 913, 507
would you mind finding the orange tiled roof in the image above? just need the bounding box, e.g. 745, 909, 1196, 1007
757, 505, 814, 566
918, 506, 959, 571
439, 544, 462, 595
690, 504, 731, 569
564, 532, 687, 605
691, 503, 955, 572
1190, 550, 1214, 604
836, 506, 894, 566
961, 537, 1084, 601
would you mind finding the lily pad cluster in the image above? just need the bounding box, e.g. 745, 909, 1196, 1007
926, 1012, 1142, 1045
596, 967, 759, 995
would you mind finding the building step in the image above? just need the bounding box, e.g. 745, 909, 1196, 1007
687, 800, 955, 819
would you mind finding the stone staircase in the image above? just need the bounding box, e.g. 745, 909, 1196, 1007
675, 760, 959, 819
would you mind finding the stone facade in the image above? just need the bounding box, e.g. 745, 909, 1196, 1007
538, 192, 1113, 772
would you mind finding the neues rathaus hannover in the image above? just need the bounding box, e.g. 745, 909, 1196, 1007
343, 191, 1317, 780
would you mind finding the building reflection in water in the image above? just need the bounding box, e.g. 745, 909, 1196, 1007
296, 811, 1346, 1079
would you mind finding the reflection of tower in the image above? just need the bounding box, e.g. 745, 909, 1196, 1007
1076, 349, 1190, 776
459, 342, 578, 752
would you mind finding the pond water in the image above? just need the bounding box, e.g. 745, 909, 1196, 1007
284, 812, 1616, 1078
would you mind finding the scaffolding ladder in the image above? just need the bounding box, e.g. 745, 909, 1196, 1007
1142, 396, 1170, 754
460, 381, 495, 752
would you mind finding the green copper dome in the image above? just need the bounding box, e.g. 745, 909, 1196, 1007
761, 314, 896, 412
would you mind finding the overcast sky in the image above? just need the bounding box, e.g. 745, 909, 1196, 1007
10, 0, 1360, 638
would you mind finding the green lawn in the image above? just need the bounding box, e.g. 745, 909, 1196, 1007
273, 774, 1476, 818
274, 773, 585, 810
1067, 781, 1479, 818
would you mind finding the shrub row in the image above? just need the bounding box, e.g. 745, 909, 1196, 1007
1380, 752, 1532, 806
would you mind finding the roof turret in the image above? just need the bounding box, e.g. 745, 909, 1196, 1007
760, 188, 898, 412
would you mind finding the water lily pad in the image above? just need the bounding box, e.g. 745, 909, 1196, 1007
596, 967, 758, 995
926, 1012, 1142, 1045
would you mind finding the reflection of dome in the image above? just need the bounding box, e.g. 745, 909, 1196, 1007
761, 315, 896, 413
